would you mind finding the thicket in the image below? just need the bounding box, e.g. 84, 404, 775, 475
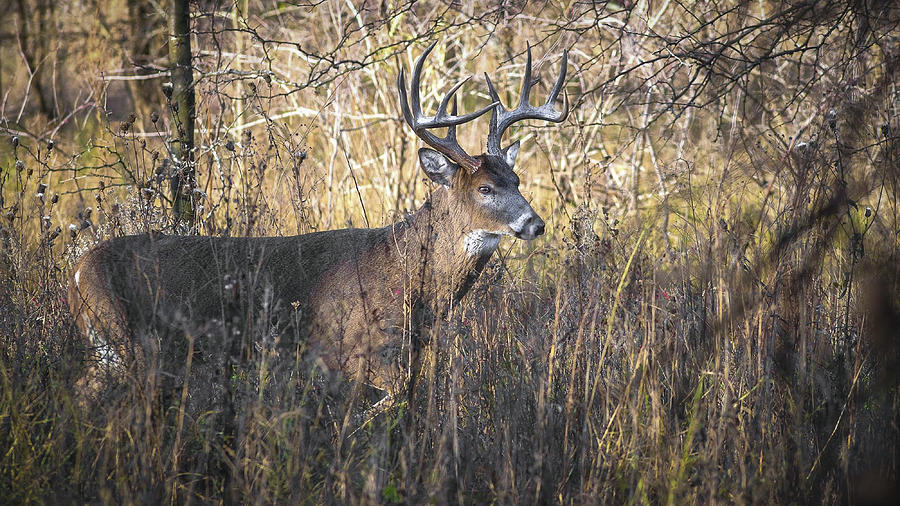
1, 0, 899, 503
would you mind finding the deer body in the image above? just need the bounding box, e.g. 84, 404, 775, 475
70, 42, 567, 394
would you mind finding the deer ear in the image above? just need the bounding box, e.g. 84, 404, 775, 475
418, 148, 458, 187
503, 141, 521, 168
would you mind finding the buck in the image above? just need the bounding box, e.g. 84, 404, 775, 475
69, 42, 568, 396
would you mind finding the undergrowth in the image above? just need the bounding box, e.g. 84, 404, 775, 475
2, 0, 900, 503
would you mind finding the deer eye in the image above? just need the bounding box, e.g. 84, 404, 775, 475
478, 185, 492, 195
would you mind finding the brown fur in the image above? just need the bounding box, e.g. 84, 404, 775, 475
70, 166, 524, 394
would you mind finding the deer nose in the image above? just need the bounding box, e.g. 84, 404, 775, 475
511, 211, 546, 239
518, 214, 545, 239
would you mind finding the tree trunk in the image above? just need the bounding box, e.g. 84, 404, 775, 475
127, 0, 164, 130
169, 0, 196, 226
15, 0, 54, 118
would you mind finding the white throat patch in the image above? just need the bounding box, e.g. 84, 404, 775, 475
464, 230, 501, 257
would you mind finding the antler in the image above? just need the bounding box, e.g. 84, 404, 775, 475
485, 43, 569, 156
398, 41, 497, 172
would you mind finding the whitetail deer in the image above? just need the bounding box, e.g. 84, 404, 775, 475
69, 42, 568, 396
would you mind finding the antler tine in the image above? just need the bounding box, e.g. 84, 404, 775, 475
486, 45, 569, 156
518, 43, 533, 109
398, 41, 496, 172
548, 49, 569, 108
446, 96, 460, 146
408, 42, 431, 119
397, 67, 414, 127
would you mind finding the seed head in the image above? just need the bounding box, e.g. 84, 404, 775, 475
826, 109, 838, 130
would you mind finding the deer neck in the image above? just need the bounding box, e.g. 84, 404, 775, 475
394, 188, 499, 304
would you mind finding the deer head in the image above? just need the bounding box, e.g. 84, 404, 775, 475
397, 42, 568, 249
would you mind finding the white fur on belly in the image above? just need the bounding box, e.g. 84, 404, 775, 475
83, 316, 121, 367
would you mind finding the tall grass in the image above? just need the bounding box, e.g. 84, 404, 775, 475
2, 0, 899, 503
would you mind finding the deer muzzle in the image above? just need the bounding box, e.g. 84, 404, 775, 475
510, 210, 545, 240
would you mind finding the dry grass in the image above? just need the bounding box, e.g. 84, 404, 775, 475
2, 0, 900, 503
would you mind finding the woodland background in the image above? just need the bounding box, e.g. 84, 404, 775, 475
2, 0, 900, 503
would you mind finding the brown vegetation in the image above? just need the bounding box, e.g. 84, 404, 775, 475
1, 0, 899, 503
